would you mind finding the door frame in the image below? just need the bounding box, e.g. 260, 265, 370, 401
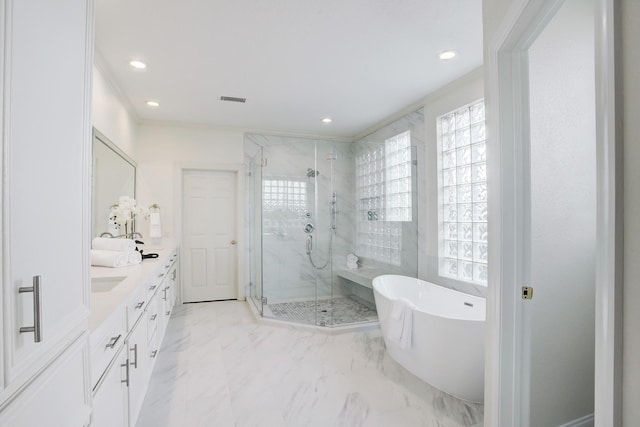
485, 0, 622, 425
175, 163, 245, 302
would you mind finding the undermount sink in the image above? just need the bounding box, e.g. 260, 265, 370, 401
91, 276, 126, 293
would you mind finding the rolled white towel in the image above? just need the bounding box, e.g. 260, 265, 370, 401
91, 250, 129, 268
346, 260, 358, 270
128, 250, 142, 265
92, 237, 136, 252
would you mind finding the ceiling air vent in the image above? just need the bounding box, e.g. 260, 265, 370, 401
220, 96, 247, 103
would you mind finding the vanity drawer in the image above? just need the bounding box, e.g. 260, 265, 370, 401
146, 293, 159, 344
90, 307, 127, 390
126, 285, 147, 331
146, 275, 160, 301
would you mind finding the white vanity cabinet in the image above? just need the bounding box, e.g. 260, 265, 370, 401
90, 247, 179, 427
0, 0, 94, 425
91, 346, 128, 427
126, 314, 149, 425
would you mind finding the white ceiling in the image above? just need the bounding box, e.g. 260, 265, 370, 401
95, 0, 483, 138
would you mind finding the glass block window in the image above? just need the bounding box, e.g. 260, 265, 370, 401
355, 131, 412, 265
437, 101, 488, 285
262, 179, 308, 234
385, 130, 412, 221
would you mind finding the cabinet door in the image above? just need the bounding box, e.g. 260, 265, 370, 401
127, 318, 149, 426
0, 336, 91, 427
3, 0, 92, 389
92, 346, 129, 427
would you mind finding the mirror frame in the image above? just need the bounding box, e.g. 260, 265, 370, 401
92, 128, 136, 238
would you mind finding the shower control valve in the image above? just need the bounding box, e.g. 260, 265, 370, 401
303, 223, 315, 234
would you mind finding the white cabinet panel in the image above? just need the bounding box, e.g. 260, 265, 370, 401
127, 317, 149, 426
0, 336, 91, 427
92, 346, 128, 427
3, 0, 92, 389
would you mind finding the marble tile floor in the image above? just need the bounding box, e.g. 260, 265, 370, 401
264, 297, 379, 326
136, 301, 483, 427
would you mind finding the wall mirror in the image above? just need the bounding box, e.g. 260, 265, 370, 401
92, 128, 136, 238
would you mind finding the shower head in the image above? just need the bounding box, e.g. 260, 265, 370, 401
306, 168, 319, 178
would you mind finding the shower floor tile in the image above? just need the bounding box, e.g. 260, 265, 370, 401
266, 297, 378, 326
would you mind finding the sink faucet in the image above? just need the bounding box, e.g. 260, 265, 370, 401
99, 231, 143, 239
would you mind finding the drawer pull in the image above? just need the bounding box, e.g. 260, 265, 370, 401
106, 334, 122, 349
165, 310, 171, 316
159, 273, 165, 278
150, 314, 157, 321
135, 301, 145, 309
149, 285, 157, 291
130, 344, 138, 369
165, 264, 170, 268
121, 360, 130, 386
150, 350, 158, 358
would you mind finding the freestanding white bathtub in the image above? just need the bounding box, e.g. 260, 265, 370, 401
372, 275, 485, 402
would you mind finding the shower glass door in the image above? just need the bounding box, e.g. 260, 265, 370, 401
260, 140, 319, 326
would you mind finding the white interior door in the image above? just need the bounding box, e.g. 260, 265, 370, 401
182, 170, 238, 302
525, 1, 597, 425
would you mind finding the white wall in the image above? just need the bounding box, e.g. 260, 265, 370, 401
422, 69, 485, 297
527, 1, 596, 424
91, 63, 137, 157
134, 124, 244, 240
622, 0, 640, 424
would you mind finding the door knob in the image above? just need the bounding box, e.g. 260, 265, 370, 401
230, 240, 237, 245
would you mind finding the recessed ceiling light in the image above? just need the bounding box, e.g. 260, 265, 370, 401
438, 50, 457, 60
129, 60, 147, 69
322, 117, 332, 124
146, 100, 159, 107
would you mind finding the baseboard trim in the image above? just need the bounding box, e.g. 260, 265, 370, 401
558, 414, 594, 427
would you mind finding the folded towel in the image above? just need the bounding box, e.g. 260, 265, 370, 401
149, 212, 161, 225
92, 237, 136, 252
91, 250, 129, 268
149, 212, 162, 238
128, 250, 142, 265
386, 297, 415, 350
346, 261, 358, 269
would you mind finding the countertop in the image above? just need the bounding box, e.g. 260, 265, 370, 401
89, 239, 177, 333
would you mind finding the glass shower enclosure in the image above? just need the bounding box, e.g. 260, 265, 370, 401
246, 129, 419, 328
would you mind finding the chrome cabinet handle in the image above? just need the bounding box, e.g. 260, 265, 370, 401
19, 275, 43, 343
106, 334, 122, 349
135, 301, 145, 309
121, 360, 130, 386
150, 314, 157, 321
150, 350, 158, 358
149, 284, 157, 291
159, 273, 165, 278
171, 270, 177, 280
130, 344, 138, 369
162, 288, 167, 301
165, 310, 171, 316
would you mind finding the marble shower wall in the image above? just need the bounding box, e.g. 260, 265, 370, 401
244, 134, 355, 303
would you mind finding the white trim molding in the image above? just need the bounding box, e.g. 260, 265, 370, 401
558, 414, 595, 427
485, 0, 622, 426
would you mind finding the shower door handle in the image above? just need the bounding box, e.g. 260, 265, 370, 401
306, 235, 313, 255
